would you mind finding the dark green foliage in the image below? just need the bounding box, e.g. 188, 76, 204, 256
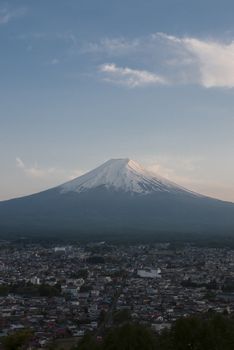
70, 269, 88, 279
37, 283, 61, 297
159, 314, 234, 350
3, 329, 32, 350
75, 334, 100, 350
75, 314, 234, 350
7, 281, 61, 297
99, 310, 107, 323
0, 285, 9, 296
222, 278, 234, 292
86, 256, 105, 264
102, 324, 156, 350
204, 291, 216, 300
73, 324, 156, 350
79, 285, 92, 293
113, 309, 132, 325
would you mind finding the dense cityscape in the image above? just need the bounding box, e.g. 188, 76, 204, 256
1, 240, 234, 348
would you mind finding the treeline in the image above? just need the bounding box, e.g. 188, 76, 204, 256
0, 282, 61, 297
74, 313, 234, 350
3, 313, 234, 349
181, 277, 234, 292
2, 330, 33, 350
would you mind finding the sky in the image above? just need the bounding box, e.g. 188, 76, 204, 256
1, 0, 234, 202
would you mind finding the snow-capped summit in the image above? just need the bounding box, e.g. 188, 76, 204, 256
1, 158, 234, 237
59, 158, 197, 196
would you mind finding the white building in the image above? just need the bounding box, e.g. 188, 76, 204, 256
137, 268, 161, 278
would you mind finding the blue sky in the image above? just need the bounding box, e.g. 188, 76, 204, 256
1, 0, 234, 201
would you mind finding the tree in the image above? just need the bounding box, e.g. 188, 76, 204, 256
113, 309, 131, 325
73, 334, 100, 350
102, 324, 157, 350
3, 330, 33, 350
74, 314, 234, 350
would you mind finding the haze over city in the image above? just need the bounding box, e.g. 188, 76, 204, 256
1, 0, 234, 202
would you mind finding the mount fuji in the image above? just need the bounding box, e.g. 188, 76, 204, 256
60, 158, 198, 196
1, 158, 234, 238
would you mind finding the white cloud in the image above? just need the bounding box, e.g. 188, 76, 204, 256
0, 6, 27, 25
99, 63, 167, 88
68, 169, 84, 180
16, 157, 25, 169
86, 33, 234, 89
160, 33, 234, 88
152, 168, 233, 201
16, 157, 83, 180
143, 155, 234, 201
146, 157, 200, 183
15, 30, 234, 88
142, 154, 205, 192
16, 157, 56, 178
81, 37, 140, 56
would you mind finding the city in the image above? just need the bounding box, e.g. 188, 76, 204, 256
1, 240, 234, 348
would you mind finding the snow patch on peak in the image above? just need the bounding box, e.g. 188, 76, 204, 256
59, 158, 200, 196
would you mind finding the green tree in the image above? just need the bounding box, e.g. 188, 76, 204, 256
102, 324, 157, 350
74, 334, 100, 350
74, 314, 234, 350
3, 330, 33, 350
113, 309, 131, 325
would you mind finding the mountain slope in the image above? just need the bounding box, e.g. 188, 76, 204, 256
60, 158, 197, 196
0, 158, 234, 238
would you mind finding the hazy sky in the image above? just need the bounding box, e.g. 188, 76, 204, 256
1, 0, 234, 201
